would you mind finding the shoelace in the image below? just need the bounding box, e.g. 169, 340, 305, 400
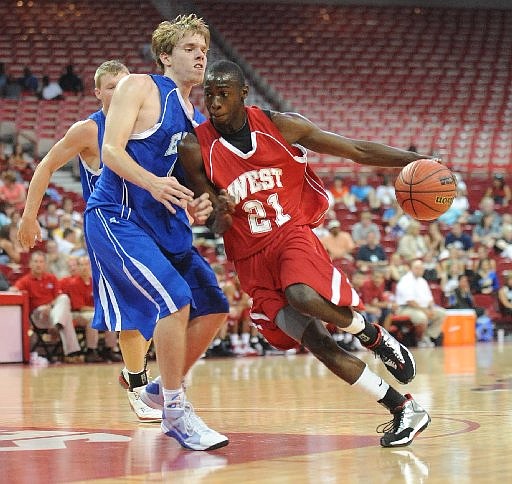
376, 411, 403, 434
182, 402, 210, 434
378, 333, 405, 365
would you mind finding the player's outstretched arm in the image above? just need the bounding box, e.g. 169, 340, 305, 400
179, 133, 234, 234
102, 74, 193, 214
270, 111, 432, 168
18, 121, 94, 249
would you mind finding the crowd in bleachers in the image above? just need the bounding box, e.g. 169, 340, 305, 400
2, 1, 512, 361
1, 134, 512, 360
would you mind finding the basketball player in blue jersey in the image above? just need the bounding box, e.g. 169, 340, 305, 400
17, 60, 163, 422
85, 15, 230, 451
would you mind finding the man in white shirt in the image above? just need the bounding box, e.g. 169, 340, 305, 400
40, 76, 64, 100
395, 259, 446, 347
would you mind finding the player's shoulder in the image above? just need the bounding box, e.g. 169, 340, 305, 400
66, 118, 98, 143
119, 73, 154, 89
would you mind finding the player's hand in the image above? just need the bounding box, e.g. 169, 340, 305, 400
149, 176, 194, 214
217, 189, 236, 215
209, 190, 235, 234
17, 217, 42, 250
188, 192, 213, 225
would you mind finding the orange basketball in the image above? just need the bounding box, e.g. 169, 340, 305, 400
394, 159, 457, 221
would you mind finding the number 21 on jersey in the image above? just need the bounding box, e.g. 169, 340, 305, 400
242, 193, 291, 234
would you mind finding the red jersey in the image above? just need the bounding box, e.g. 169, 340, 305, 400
61, 275, 94, 310
14, 272, 62, 312
195, 106, 329, 261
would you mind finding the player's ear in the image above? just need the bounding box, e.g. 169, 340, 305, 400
160, 52, 171, 68
241, 84, 249, 101
93, 87, 101, 100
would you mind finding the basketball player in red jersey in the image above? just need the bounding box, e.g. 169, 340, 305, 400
179, 60, 434, 447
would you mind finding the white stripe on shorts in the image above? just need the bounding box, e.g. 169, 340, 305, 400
331, 268, 342, 305
96, 209, 178, 316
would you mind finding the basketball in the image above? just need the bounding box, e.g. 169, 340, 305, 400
394, 159, 457, 221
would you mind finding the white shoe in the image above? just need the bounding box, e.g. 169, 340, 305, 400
139, 376, 164, 410
161, 402, 229, 451
127, 390, 162, 422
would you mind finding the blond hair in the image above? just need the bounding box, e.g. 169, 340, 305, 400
94, 60, 129, 88
152, 14, 210, 71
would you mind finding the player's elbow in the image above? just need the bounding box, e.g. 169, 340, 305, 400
101, 142, 119, 166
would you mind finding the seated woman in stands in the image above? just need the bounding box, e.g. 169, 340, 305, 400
484, 173, 511, 207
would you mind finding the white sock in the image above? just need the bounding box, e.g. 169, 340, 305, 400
163, 387, 184, 415
230, 333, 240, 347
352, 365, 389, 401
343, 310, 366, 335
241, 333, 250, 346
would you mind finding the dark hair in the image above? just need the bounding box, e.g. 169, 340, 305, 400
205, 60, 246, 87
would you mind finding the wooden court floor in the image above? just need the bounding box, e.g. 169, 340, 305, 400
2, 342, 512, 483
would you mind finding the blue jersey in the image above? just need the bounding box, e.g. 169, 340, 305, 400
87, 74, 205, 257
79, 109, 105, 202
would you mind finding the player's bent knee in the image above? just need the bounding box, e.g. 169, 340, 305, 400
285, 284, 320, 314
276, 305, 317, 343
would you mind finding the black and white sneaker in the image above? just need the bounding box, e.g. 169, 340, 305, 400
378, 394, 430, 447
367, 324, 416, 384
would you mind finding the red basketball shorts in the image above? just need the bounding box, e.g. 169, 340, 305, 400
234, 225, 363, 350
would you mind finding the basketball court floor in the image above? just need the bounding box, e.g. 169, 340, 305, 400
1, 342, 511, 483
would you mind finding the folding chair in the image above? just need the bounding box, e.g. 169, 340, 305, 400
29, 314, 63, 363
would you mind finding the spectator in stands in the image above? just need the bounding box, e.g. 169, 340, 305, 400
39, 75, 64, 101
468, 197, 501, 231
0, 223, 21, 266
498, 273, 512, 317
448, 274, 485, 318
422, 249, 441, 283
0, 201, 12, 228
38, 200, 60, 240
53, 213, 82, 242
18, 66, 38, 93
495, 225, 512, 260
384, 253, 409, 290
55, 227, 79, 255
224, 274, 257, 356
59, 65, 84, 94
444, 222, 472, 252
350, 173, 379, 210
440, 259, 466, 302
361, 269, 396, 325
57, 196, 83, 227
0, 62, 6, 96
0, 170, 26, 211
7, 143, 35, 177
375, 174, 396, 210
355, 230, 387, 272
351, 210, 381, 246
330, 175, 356, 211
383, 201, 411, 238
397, 220, 428, 262
484, 173, 511, 207
472, 213, 501, 249
4, 72, 21, 99
61, 255, 122, 363
395, 259, 446, 348
423, 221, 445, 255
45, 239, 70, 278
475, 258, 500, 295
320, 219, 355, 261
12, 251, 83, 362
437, 183, 470, 226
